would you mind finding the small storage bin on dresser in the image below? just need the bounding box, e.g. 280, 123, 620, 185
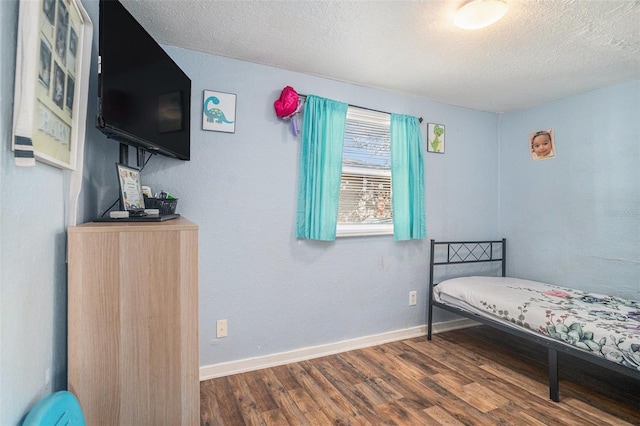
144, 196, 178, 215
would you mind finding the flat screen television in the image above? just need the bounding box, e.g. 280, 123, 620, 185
97, 0, 191, 161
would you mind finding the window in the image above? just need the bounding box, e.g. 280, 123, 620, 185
337, 107, 393, 237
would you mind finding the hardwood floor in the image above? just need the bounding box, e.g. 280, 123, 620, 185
200, 326, 640, 425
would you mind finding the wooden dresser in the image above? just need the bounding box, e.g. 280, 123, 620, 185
67, 218, 199, 425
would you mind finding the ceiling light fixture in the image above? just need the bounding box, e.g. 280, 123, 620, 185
453, 0, 508, 30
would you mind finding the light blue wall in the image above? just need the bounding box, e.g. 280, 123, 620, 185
116, 46, 500, 367
1, 0, 69, 424
499, 81, 640, 299
64, 0, 499, 370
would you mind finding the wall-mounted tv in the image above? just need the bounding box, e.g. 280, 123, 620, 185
97, 0, 191, 161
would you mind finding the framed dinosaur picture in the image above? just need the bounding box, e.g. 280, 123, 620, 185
202, 90, 236, 133
427, 123, 445, 154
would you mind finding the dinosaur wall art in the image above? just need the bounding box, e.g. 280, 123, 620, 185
427, 123, 445, 153
202, 90, 237, 133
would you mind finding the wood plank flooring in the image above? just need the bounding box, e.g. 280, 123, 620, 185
200, 326, 640, 425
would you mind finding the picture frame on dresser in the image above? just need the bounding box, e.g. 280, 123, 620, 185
116, 163, 145, 211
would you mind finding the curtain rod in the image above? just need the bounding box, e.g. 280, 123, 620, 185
298, 94, 423, 123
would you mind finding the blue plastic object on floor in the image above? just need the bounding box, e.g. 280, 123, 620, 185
22, 391, 85, 426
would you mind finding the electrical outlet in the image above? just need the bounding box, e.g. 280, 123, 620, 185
216, 319, 228, 338
409, 291, 417, 306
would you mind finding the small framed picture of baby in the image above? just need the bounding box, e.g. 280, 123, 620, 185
529, 128, 556, 160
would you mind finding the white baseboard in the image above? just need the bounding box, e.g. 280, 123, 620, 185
199, 318, 478, 381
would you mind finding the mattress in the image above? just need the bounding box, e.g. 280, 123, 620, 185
433, 276, 640, 372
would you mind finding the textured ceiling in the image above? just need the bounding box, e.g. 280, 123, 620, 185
120, 0, 640, 112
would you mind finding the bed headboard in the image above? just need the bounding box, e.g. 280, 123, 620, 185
427, 239, 506, 340
429, 239, 506, 289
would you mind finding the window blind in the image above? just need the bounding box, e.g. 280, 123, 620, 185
337, 107, 393, 230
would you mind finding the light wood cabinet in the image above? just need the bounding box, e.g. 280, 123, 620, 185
67, 218, 199, 425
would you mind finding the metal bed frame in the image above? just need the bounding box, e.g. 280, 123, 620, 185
427, 238, 640, 402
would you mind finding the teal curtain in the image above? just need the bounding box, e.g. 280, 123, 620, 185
390, 114, 426, 241
296, 96, 348, 240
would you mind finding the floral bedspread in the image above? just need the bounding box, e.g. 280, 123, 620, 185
433, 276, 640, 372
